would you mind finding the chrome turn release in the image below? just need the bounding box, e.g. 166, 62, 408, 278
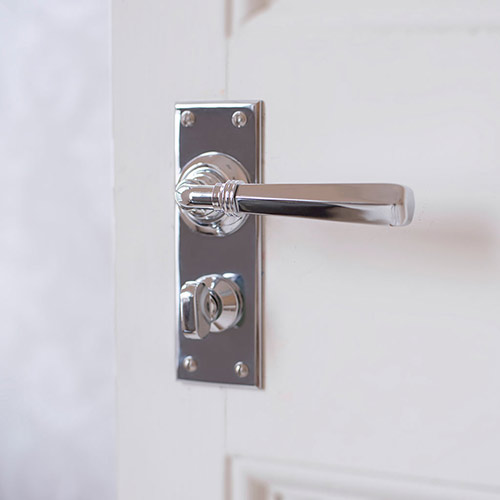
180, 273, 243, 340
175, 152, 415, 236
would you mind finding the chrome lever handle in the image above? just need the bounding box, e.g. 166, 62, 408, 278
176, 181, 414, 227
175, 152, 415, 236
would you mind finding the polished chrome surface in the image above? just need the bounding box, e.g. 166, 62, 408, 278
180, 110, 195, 127
198, 273, 243, 333
234, 362, 249, 378
180, 273, 244, 341
176, 101, 262, 387
182, 356, 198, 373
235, 183, 414, 226
180, 280, 211, 340
177, 152, 250, 236
232, 110, 247, 128
176, 155, 415, 229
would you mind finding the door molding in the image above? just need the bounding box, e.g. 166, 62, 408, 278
231, 457, 500, 499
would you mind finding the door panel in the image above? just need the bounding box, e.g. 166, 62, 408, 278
226, 0, 500, 487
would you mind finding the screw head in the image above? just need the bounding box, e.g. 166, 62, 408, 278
182, 355, 198, 373
234, 361, 249, 378
231, 110, 247, 128
180, 110, 195, 127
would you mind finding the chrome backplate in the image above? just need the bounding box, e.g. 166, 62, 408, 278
175, 101, 262, 387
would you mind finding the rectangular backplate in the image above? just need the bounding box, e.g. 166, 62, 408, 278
175, 101, 262, 387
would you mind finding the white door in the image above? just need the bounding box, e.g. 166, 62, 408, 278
113, 1, 500, 499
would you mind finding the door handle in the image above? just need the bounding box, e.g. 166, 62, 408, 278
177, 181, 413, 227
175, 152, 414, 235
175, 101, 415, 385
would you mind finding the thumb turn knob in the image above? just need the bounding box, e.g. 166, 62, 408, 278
180, 273, 243, 340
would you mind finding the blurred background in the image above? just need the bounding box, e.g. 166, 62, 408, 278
0, 1, 114, 498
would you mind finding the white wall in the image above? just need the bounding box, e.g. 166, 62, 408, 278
0, 2, 114, 499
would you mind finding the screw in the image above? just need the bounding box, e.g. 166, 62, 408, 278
231, 110, 247, 128
234, 361, 249, 378
183, 355, 198, 373
180, 110, 195, 127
